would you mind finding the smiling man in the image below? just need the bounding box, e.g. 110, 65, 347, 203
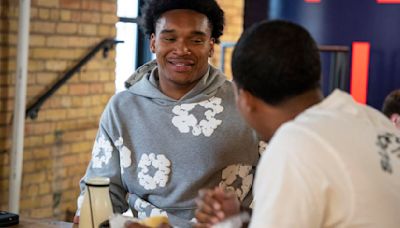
74, 0, 260, 227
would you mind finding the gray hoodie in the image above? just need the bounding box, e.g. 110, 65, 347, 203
77, 61, 260, 227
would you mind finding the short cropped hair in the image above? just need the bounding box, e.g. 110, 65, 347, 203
232, 20, 321, 105
382, 89, 400, 117
139, 0, 224, 44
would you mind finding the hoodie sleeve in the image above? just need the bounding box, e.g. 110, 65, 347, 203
128, 194, 195, 227
76, 121, 129, 216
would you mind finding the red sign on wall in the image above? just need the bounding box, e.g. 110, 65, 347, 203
350, 42, 370, 104
305, 0, 400, 3
376, 0, 400, 3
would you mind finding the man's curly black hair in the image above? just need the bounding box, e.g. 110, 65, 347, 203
139, 0, 225, 44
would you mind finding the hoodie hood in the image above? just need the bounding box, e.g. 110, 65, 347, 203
124, 60, 227, 104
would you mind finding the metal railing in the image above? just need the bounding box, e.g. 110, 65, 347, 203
318, 45, 350, 93
25, 38, 123, 119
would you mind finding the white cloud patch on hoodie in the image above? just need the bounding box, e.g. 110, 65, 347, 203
171, 97, 223, 137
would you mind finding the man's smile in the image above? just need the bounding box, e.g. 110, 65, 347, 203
167, 59, 195, 72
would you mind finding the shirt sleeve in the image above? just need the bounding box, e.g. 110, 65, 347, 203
76, 121, 128, 216
249, 125, 332, 228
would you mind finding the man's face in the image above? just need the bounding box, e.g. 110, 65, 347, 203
233, 83, 266, 141
233, 82, 275, 142
150, 9, 214, 95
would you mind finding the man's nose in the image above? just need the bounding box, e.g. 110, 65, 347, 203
174, 41, 191, 55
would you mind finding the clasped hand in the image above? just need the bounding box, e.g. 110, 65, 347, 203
194, 186, 241, 227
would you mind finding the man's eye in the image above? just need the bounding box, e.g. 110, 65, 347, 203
163, 38, 175, 42
192, 39, 204, 44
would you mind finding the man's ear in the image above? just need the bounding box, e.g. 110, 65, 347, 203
390, 113, 400, 129
238, 88, 256, 113
209, 38, 215, 57
150, 33, 156, 53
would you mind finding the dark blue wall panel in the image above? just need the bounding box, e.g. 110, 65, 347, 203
269, 0, 400, 109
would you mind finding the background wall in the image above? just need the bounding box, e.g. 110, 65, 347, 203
0, 0, 244, 221
268, 0, 400, 109
0, 0, 117, 221
211, 0, 245, 79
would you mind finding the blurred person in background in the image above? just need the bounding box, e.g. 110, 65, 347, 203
382, 89, 400, 129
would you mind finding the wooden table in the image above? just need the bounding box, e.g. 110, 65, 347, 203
10, 218, 78, 228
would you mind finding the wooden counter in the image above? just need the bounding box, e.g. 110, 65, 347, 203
10, 218, 78, 228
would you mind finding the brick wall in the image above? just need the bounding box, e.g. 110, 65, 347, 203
213, 0, 244, 79
0, 0, 244, 222
0, 0, 117, 221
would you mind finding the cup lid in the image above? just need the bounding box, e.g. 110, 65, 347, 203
85, 177, 110, 186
